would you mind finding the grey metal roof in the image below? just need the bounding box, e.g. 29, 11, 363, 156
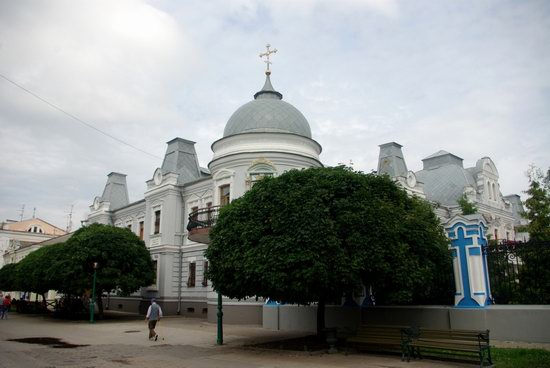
416, 154, 476, 206
101, 172, 129, 210
422, 150, 464, 170
223, 74, 312, 138
504, 194, 525, 224
161, 138, 203, 185
377, 142, 408, 178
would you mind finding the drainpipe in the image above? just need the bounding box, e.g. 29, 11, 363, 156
177, 189, 185, 315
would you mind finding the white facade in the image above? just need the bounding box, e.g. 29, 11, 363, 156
377, 143, 525, 242
86, 74, 322, 319
86, 75, 525, 321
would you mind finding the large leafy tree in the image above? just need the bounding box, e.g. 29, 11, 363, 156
524, 166, 550, 241
61, 223, 155, 317
0, 262, 20, 291
516, 166, 550, 303
16, 244, 60, 304
206, 167, 452, 334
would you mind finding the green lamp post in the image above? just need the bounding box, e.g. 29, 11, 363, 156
216, 292, 223, 345
89, 262, 98, 323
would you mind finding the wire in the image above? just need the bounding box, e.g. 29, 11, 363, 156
0, 72, 162, 160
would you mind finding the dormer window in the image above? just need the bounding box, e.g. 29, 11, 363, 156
27, 225, 43, 233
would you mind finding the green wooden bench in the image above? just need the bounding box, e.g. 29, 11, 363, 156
346, 324, 409, 359
403, 327, 493, 367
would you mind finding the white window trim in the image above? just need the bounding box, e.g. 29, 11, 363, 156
151, 204, 163, 235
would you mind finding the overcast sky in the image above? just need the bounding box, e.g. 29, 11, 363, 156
1, 0, 549, 231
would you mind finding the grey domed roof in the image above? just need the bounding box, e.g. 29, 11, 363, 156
223, 74, 312, 138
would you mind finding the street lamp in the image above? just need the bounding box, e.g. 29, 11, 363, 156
89, 262, 98, 323
217, 292, 223, 345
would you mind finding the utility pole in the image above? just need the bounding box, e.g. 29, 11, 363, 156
67, 205, 74, 232
19, 204, 25, 221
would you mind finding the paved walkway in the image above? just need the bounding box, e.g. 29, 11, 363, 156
0, 312, 475, 368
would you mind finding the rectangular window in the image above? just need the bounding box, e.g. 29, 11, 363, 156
220, 185, 230, 206
139, 221, 144, 240
494, 229, 498, 241
154, 210, 161, 234
127, 224, 132, 231
152, 260, 158, 286
202, 261, 209, 287
187, 262, 196, 287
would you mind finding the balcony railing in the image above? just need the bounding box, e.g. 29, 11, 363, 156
187, 206, 220, 244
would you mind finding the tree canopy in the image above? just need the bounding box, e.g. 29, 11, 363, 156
0, 262, 19, 291
16, 244, 61, 298
0, 223, 155, 318
524, 166, 550, 241
206, 167, 453, 331
62, 223, 155, 312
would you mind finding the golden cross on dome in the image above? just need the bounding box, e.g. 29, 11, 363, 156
259, 44, 277, 74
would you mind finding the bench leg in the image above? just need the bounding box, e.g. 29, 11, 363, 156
480, 346, 493, 367
402, 343, 411, 362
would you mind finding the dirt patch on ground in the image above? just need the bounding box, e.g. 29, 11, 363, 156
7, 337, 89, 349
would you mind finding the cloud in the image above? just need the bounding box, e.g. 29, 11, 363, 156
0, 0, 548, 229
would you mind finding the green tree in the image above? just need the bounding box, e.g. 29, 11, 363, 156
0, 262, 20, 291
61, 223, 155, 318
206, 167, 452, 334
457, 194, 478, 215
17, 245, 57, 306
524, 166, 550, 241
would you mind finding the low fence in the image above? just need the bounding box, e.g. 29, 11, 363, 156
484, 240, 550, 304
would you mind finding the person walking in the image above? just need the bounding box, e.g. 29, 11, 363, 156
145, 298, 163, 341
1, 295, 11, 319
0, 291, 4, 320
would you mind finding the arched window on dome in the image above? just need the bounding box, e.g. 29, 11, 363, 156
246, 159, 277, 190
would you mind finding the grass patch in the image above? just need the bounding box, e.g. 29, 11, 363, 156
493, 347, 550, 368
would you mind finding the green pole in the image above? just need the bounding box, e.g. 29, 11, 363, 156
216, 292, 223, 345
90, 263, 97, 323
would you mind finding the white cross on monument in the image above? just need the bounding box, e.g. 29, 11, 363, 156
259, 44, 277, 74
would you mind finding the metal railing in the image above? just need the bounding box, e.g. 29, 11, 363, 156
484, 240, 550, 304
186, 206, 220, 232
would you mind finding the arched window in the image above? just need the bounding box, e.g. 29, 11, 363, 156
246, 160, 277, 189
487, 181, 492, 200
27, 225, 43, 233
492, 183, 497, 201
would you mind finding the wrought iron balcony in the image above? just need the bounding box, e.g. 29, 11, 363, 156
187, 206, 220, 244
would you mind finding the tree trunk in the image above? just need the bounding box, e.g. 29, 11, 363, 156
316, 297, 326, 337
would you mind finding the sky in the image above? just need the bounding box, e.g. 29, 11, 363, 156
1, 0, 549, 231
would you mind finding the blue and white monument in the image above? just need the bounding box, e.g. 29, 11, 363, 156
446, 214, 492, 307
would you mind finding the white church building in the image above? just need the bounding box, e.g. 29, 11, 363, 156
86, 62, 526, 323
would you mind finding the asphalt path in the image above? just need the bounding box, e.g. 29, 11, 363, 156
0, 312, 471, 368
